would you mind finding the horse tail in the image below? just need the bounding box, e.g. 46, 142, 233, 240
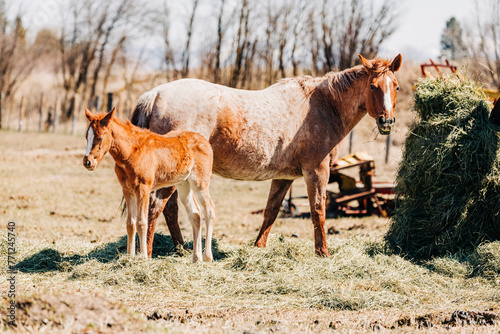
119, 197, 127, 220
130, 89, 159, 128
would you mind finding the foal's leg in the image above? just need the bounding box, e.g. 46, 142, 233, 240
191, 184, 215, 262
303, 164, 331, 257
146, 187, 182, 258
136, 184, 152, 258
177, 182, 202, 263
123, 190, 137, 256
254, 179, 293, 248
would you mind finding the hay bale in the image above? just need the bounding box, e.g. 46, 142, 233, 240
386, 76, 500, 258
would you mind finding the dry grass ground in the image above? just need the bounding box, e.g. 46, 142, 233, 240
0, 127, 499, 333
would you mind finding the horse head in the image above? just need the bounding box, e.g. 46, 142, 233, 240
359, 54, 402, 135
83, 108, 115, 171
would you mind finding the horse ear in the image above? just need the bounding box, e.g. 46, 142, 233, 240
390, 54, 402, 72
85, 108, 93, 121
100, 108, 115, 127
358, 54, 373, 70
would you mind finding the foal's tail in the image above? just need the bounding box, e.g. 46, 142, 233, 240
119, 197, 127, 220
130, 89, 159, 129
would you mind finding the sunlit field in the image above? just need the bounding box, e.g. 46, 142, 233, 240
1, 128, 499, 333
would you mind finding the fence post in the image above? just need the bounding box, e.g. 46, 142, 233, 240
348, 130, 354, 154
18, 96, 25, 132
53, 97, 60, 133
38, 93, 45, 132
93, 96, 100, 112
107, 92, 113, 112
385, 134, 391, 164
26, 100, 31, 132
117, 93, 124, 118
72, 95, 80, 136
127, 96, 134, 118
0, 93, 2, 129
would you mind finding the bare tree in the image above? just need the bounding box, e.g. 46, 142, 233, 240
0, 0, 404, 126
467, 0, 500, 89
213, 0, 226, 83
181, 0, 199, 78
320, 0, 398, 71
229, 0, 251, 88
307, 7, 322, 76
264, 2, 279, 85
58, 0, 138, 118
89, 0, 134, 103
0, 16, 34, 99
159, 1, 178, 81
101, 34, 126, 105
276, 3, 292, 79
290, 0, 308, 76
0, 3, 41, 128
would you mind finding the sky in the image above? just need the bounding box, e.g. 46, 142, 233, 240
380, 0, 475, 61
17, 0, 478, 63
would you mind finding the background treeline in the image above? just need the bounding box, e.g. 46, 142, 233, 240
0, 0, 498, 129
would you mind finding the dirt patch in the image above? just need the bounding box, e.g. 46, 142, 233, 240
0, 293, 148, 333
394, 309, 499, 330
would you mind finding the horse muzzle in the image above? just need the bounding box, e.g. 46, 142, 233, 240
376, 116, 395, 135
83, 156, 97, 171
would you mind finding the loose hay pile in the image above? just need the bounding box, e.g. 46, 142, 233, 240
386, 76, 500, 258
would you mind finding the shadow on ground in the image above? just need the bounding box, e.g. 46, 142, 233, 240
15, 233, 230, 273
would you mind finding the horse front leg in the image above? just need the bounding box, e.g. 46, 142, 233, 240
136, 184, 152, 258
147, 187, 181, 258
123, 189, 137, 256
255, 179, 293, 248
303, 164, 331, 257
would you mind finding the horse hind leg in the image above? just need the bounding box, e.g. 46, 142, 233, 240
162, 190, 184, 252
255, 179, 293, 248
147, 187, 183, 258
177, 182, 202, 263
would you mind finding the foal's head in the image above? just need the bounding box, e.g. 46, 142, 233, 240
83, 108, 115, 171
359, 54, 402, 135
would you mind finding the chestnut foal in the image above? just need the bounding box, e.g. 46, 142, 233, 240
83, 108, 215, 262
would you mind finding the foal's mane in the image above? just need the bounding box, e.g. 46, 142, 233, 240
109, 115, 152, 137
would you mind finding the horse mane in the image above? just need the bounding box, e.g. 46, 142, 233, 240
278, 58, 392, 98
278, 75, 330, 99
326, 66, 367, 95
327, 58, 392, 97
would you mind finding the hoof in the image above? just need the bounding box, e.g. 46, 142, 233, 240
254, 240, 267, 248
192, 252, 204, 263
315, 248, 331, 257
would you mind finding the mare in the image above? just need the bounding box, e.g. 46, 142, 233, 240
131, 54, 402, 257
83, 108, 215, 261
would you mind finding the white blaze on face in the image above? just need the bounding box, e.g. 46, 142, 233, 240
384, 76, 392, 113
85, 127, 94, 157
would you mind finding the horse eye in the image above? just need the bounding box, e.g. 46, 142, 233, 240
370, 84, 376, 91
97, 136, 103, 141
396, 86, 400, 91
